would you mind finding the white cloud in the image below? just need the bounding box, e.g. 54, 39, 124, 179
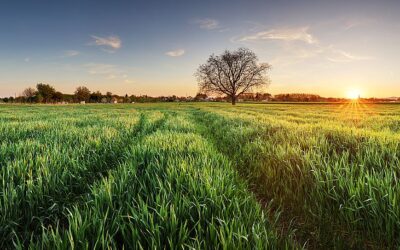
195, 18, 219, 30
90, 35, 122, 50
165, 49, 185, 57
236, 27, 317, 44
64, 50, 80, 57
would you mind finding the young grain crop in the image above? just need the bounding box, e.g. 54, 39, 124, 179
192, 102, 400, 248
0, 105, 289, 249
0, 103, 398, 248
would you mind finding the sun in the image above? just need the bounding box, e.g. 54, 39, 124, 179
346, 89, 361, 100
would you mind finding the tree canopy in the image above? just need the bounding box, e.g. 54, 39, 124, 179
196, 48, 271, 105
36, 83, 56, 103
74, 86, 91, 102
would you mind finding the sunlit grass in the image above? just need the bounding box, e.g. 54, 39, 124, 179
0, 103, 399, 248
0, 104, 288, 249
193, 102, 400, 248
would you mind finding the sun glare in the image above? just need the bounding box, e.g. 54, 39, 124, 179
346, 89, 361, 100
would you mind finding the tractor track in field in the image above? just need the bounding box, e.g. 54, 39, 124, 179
189, 107, 306, 249
189, 106, 392, 249
1, 111, 170, 248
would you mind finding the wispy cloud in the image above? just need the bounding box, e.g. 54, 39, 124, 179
122, 74, 134, 84
195, 18, 219, 30
273, 44, 371, 66
343, 18, 375, 30
85, 63, 124, 80
24, 57, 30, 62
235, 27, 317, 44
326, 48, 373, 62
63, 50, 80, 57
84, 63, 135, 83
84, 63, 120, 75
234, 25, 371, 64
90, 35, 122, 51
165, 49, 185, 57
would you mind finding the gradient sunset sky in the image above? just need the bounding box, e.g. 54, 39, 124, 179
0, 0, 399, 98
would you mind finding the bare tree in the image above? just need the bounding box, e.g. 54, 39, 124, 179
196, 48, 271, 105
22, 87, 36, 102
23, 87, 36, 97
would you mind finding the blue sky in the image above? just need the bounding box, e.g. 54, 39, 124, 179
0, 0, 399, 97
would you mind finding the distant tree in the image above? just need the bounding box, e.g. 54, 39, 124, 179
163, 95, 174, 102
36, 83, 56, 103
129, 95, 136, 102
273, 93, 321, 102
194, 93, 208, 101
90, 91, 103, 103
111, 96, 119, 103
255, 92, 272, 101
62, 94, 74, 103
74, 86, 91, 102
34, 94, 44, 103
106, 92, 112, 102
53, 91, 64, 103
124, 94, 130, 103
22, 87, 36, 103
196, 48, 271, 105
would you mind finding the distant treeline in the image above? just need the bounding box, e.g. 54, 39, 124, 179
0, 84, 399, 103
0, 84, 203, 104
238, 93, 400, 103
261, 93, 399, 103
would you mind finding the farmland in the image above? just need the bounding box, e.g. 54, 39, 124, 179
0, 102, 399, 249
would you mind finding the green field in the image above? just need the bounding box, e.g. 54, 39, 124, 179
0, 103, 399, 249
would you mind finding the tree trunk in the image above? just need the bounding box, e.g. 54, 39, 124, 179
231, 95, 236, 105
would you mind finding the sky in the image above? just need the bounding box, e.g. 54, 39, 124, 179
0, 0, 399, 98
